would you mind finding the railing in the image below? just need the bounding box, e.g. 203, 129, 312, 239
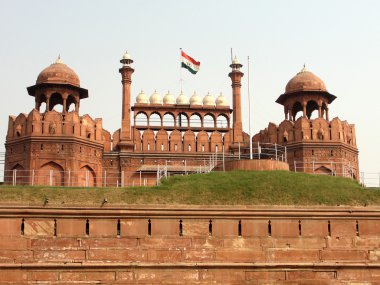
360, 172, 380, 188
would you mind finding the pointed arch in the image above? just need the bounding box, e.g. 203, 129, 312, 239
37, 161, 64, 186
78, 165, 96, 187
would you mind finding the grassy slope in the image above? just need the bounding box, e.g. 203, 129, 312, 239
0, 171, 379, 206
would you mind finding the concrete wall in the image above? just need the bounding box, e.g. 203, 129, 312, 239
0, 206, 380, 284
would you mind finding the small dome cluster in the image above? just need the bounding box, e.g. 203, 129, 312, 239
135, 90, 229, 107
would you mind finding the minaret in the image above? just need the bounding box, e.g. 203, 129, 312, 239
229, 56, 244, 146
118, 51, 134, 151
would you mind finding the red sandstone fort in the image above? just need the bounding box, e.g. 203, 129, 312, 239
4, 52, 359, 186
3, 52, 380, 285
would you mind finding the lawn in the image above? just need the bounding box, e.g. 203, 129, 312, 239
0, 171, 379, 206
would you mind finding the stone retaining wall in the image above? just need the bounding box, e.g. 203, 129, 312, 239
0, 206, 379, 284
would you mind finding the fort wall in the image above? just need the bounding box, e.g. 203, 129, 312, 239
0, 205, 379, 284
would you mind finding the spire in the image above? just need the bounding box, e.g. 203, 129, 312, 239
300, 63, 307, 73
55, 54, 64, 64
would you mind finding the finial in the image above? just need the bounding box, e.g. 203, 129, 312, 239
300, 64, 307, 73
55, 54, 63, 64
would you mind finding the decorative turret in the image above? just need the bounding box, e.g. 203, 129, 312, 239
276, 65, 336, 121
27, 56, 88, 113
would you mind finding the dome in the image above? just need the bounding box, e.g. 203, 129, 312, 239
215, 92, 229, 106
36, 56, 80, 87
136, 90, 149, 104
285, 66, 327, 94
190, 91, 202, 105
176, 91, 189, 105
122, 51, 131, 60
149, 90, 162, 104
203, 92, 215, 106
163, 91, 175, 104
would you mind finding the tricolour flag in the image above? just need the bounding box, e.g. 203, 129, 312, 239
181, 50, 200, 74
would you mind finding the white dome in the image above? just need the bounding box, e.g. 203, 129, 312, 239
203, 92, 215, 106
136, 90, 149, 104
163, 91, 175, 104
232, 56, 240, 65
190, 91, 202, 105
149, 90, 162, 104
122, 51, 131, 60
216, 92, 229, 107
176, 91, 189, 105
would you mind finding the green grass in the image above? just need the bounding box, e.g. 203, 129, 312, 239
0, 171, 379, 206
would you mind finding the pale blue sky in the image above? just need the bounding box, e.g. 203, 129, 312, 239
0, 0, 379, 172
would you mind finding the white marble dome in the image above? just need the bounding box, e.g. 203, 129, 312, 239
176, 91, 189, 105
215, 92, 229, 107
149, 90, 162, 104
190, 91, 202, 105
136, 90, 149, 104
163, 91, 175, 104
203, 92, 215, 106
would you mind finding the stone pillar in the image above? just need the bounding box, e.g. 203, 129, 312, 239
284, 107, 288, 120
62, 96, 67, 113
46, 95, 51, 112
303, 102, 307, 118
318, 104, 322, 118
326, 107, 329, 121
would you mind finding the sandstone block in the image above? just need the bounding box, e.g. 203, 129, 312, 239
182, 220, 209, 236
245, 271, 285, 281
57, 219, 86, 237
151, 219, 179, 236
148, 249, 182, 262
215, 249, 265, 262
89, 219, 117, 237
33, 250, 86, 262
0, 219, 21, 236
183, 249, 215, 262
59, 271, 116, 281
213, 220, 239, 237
266, 249, 320, 262
139, 237, 191, 249
120, 219, 147, 237
271, 220, 299, 237
321, 250, 368, 261
31, 271, 59, 281
88, 249, 147, 262
24, 219, 54, 236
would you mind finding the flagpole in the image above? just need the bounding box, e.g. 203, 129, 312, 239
248, 56, 253, 160
180, 48, 183, 92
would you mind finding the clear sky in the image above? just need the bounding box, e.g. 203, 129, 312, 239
0, 0, 379, 173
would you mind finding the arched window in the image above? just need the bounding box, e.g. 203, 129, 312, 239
163, 113, 175, 127
306, 100, 319, 119
135, 112, 148, 126
217, 114, 228, 128
190, 113, 202, 127
149, 112, 162, 127
177, 112, 188, 127
203, 114, 215, 128
66, 95, 76, 112
49, 93, 63, 112
292, 102, 303, 121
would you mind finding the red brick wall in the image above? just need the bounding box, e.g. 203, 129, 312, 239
0, 206, 379, 284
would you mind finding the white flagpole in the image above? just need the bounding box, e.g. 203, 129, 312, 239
248, 56, 253, 160
180, 48, 183, 92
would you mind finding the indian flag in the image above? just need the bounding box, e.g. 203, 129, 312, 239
181, 50, 200, 74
